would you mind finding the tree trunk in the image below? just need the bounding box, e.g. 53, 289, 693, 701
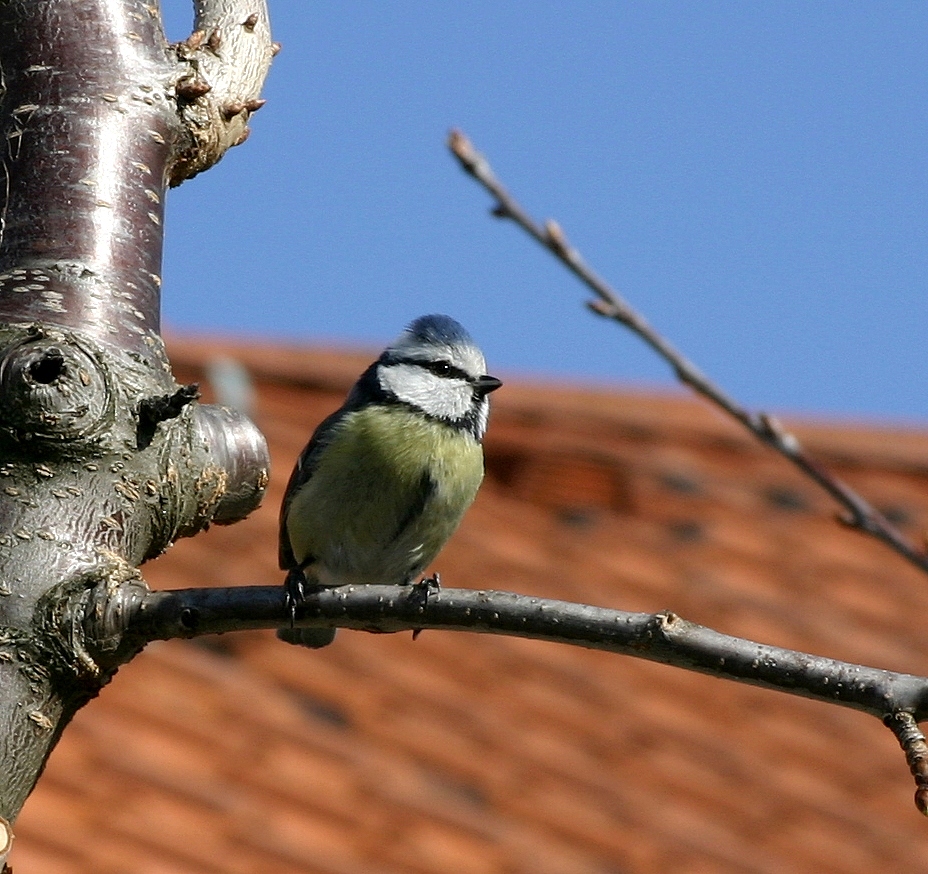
0, 0, 273, 836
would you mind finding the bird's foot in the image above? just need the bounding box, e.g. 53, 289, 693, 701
284, 568, 308, 627
279, 570, 337, 648
409, 574, 440, 640
409, 572, 440, 602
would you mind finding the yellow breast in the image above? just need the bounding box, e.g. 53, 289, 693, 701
286, 406, 485, 585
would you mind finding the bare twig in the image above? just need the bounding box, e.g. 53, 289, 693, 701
447, 129, 928, 579
886, 712, 928, 815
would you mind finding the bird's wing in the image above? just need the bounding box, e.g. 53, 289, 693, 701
391, 469, 437, 543
278, 407, 347, 571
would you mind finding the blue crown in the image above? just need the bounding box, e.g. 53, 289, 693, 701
406, 314, 475, 348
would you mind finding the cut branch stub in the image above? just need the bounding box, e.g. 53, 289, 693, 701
0, 322, 268, 579
187, 402, 270, 525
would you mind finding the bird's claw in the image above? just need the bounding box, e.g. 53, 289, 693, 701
409, 572, 440, 602
408, 574, 441, 634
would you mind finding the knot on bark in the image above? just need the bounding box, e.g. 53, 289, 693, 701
0, 327, 113, 448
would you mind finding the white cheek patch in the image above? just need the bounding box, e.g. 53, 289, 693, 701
378, 363, 473, 421
475, 399, 489, 437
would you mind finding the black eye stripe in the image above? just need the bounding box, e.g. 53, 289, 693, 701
384, 354, 472, 382
423, 359, 470, 380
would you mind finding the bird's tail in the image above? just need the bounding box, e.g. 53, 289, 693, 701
276, 626, 338, 648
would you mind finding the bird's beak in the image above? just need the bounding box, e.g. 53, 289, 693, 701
475, 374, 503, 396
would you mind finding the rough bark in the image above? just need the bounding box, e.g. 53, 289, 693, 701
0, 0, 272, 832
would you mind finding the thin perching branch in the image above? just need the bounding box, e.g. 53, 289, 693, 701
118, 580, 928, 812
129, 584, 928, 720
447, 129, 928, 580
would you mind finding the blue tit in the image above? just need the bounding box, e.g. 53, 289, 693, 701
278, 314, 502, 648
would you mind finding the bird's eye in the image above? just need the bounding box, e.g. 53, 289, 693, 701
431, 361, 452, 376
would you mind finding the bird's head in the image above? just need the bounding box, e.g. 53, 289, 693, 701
373, 314, 502, 439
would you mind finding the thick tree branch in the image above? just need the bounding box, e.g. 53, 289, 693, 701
447, 129, 928, 580
168, 0, 275, 184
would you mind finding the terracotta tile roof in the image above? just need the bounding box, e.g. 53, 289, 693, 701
13, 335, 928, 872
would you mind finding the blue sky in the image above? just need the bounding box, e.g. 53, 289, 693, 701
160, 4, 928, 423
